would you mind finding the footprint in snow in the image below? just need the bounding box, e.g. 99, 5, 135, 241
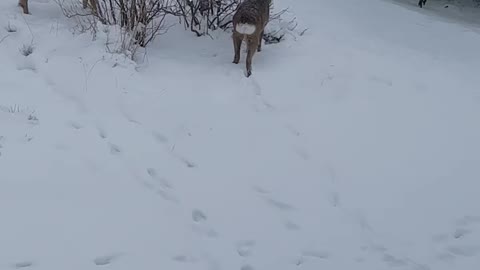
13, 261, 33, 269
240, 265, 254, 270
68, 121, 83, 130
284, 220, 301, 231
152, 131, 169, 144
109, 143, 121, 155
236, 240, 255, 257
295, 250, 330, 266
192, 209, 207, 222
382, 253, 407, 267
94, 254, 121, 266
97, 127, 107, 139
147, 168, 172, 189
446, 245, 480, 257
453, 228, 471, 239
172, 254, 198, 263
265, 197, 295, 211
191, 209, 217, 237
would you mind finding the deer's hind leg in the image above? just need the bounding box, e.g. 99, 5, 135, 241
19, 0, 29, 14
232, 33, 242, 64
246, 35, 259, 77
257, 30, 264, 52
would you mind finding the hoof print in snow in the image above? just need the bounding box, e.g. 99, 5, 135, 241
68, 121, 83, 130
241, 265, 254, 270
252, 185, 269, 194
192, 209, 207, 222
172, 254, 198, 263
447, 245, 480, 257
302, 250, 330, 260
293, 146, 310, 160
94, 255, 118, 266
192, 224, 218, 238
147, 168, 172, 188
453, 228, 471, 239
98, 128, 107, 139
284, 220, 301, 231
180, 157, 196, 168
109, 143, 121, 155
328, 192, 341, 207
265, 198, 295, 211
382, 254, 407, 267
236, 240, 255, 257
13, 261, 33, 269
152, 131, 169, 144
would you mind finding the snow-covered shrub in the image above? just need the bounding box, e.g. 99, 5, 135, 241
55, 0, 172, 48
262, 8, 307, 44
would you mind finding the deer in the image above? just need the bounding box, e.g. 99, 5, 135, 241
232, 0, 271, 77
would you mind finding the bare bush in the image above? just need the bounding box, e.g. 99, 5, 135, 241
55, 0, 173, 48
54, 0, 301, 58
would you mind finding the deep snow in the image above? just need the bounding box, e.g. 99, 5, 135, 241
1, 0, 480, 270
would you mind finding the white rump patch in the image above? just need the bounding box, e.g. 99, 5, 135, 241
236, 23, 256, 35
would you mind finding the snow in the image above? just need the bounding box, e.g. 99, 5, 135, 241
1, 0, 480, 269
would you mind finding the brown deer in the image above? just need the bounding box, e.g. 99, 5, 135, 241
18, 0, 28, 14
232, 0, 271, 77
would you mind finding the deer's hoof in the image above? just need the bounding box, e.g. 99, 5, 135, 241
233, 59, 239, 64
246, 70, 252, 77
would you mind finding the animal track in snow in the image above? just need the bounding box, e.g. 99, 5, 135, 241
240, 264, 254, 270
293, 146, 310, 160
13, 261, 33, 268
94, 254, 121, 266
138, 168, 179, 203
191, 209, 218, 238
285, 124, 301, 137
446, 245, 480, 257
453, 228, 471, 239
236, 240, 255, 257
172, 254, 198, 263
97, 127, 107, 139
264, 197, 295, 211
295, 250, 330, 266
382, 253, 407, 267
328, 191, 341, 207
146, 168, 172, 189
192, 209, 208, 222
252, 185, 269, 194
284, 220, 301, 231
68, 121, 83, 130
109, 143, 122, 155
179, 156, 196, 168
152, 131, 169, 144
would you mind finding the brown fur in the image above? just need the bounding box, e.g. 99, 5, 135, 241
232, 0, 271, 77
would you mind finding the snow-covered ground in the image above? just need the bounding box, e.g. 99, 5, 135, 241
1, 0, 480, 269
